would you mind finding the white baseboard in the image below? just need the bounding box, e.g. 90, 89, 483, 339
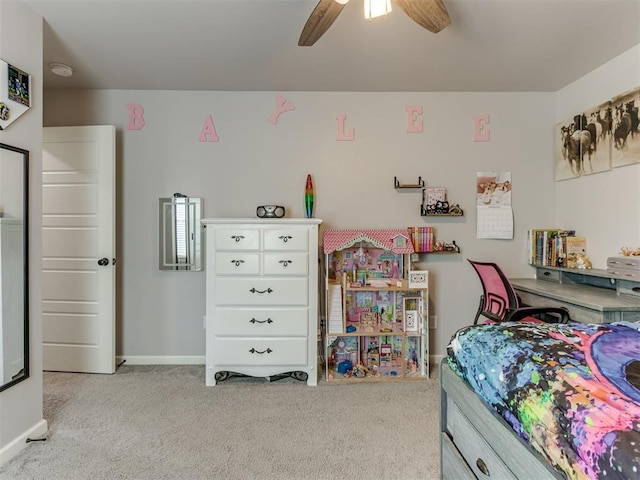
430, 354, 444, 365
117, 355, 205, 366
0, 419, 48, 467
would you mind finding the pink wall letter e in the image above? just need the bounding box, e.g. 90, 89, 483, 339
406, 105, 423, 133
127, 103, 145, 130
199, 115, 220, 142
472, 114, 490, 142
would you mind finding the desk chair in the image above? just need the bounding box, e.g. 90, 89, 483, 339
467, 259, 570, 325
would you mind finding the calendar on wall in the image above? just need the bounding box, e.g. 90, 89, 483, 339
476, 171, 513, 239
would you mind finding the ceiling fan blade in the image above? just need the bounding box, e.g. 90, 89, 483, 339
298, 0, 348, 46
396, 0, 451, 34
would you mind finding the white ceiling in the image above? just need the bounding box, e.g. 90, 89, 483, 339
21, 0, 640, 92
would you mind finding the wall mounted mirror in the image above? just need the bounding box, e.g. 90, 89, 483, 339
159, 195, 203, 271
0, 142, 29, 392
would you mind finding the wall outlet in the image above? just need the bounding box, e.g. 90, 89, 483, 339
430, 315, 438, 329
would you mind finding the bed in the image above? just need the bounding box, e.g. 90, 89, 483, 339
440, 321, 640, 480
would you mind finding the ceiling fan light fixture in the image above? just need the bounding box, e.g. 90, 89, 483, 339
364, 0, 391, 19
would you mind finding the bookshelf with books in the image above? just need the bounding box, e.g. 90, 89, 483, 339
527, 228, 584, 268
323, 229, 429, 382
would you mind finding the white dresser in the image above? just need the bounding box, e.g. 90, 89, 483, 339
202, 218, 322, 386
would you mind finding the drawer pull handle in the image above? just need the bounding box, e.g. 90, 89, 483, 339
250, 318, 273, 324
231, 259, 245, 267
543, 271, 551, 277
249, 348, 273, 355
279, 260, 293, 267
633, 287, 640, 293
250, 288, 273, 294
231, 235, 245, 242
278, 235, 293, 243
475, 458, 490, 476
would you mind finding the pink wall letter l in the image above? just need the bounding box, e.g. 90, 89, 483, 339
336, 114, 355, 141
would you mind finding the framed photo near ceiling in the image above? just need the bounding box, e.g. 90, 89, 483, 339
0, 59, 31, 130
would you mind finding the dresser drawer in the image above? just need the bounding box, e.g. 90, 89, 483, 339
213, 308, 309, 336
215, 228, 260, 251
535, 268, 561, 282
214, 277, 309, 306
263, 252, 309, 276
213, 338, 307, 366
448, 399, 516, 480
263, 228, 309, 251
607, 256, 640, 270
214, 253, 260, 275
607, 268, 640, 281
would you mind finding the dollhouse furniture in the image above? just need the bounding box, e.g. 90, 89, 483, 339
202, 218, 322, 386
323, 228, 429, 382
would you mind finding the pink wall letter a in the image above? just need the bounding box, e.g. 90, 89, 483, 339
199, 115, 220, 142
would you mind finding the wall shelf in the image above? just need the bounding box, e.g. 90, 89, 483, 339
394, 176, 424, 189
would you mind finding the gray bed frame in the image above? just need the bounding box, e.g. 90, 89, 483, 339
440, 359, 563, 479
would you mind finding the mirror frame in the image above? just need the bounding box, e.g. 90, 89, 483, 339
0, 142, 29, 393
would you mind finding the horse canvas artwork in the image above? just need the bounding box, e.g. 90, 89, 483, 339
555, 101, 612, 181
611, 86, 640, 168
556, 86, 640, 181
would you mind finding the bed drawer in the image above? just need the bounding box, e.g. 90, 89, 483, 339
441, 433, 476, 480
448, 399, 517, 480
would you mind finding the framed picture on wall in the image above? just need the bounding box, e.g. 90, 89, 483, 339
611, 86, 640, 168
0, 59, 31, 130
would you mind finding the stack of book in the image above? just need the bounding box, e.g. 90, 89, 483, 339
408, 226, 434, 253
527, 229, 585, 267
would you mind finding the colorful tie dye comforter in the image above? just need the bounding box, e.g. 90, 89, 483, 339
447, 321, 640, 480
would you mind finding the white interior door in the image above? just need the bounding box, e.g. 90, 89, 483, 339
42, 126, 116, 374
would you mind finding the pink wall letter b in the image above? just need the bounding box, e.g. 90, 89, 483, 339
127, 103, 145, 130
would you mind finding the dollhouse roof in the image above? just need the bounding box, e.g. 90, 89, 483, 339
323, 229, 415, 254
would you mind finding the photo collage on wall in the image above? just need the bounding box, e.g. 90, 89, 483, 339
555, 86, 640, 181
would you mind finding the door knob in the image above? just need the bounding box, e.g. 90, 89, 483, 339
98, 257, 109, 266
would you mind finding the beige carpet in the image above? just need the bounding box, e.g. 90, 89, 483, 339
0, 365, 441, 480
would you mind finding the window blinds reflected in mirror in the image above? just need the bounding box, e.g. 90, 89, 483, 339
159, 196, 203, 271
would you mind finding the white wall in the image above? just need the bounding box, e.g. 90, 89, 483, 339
0, 0, 47, 466
44, 90, 558, 358
555, 45, 640, 264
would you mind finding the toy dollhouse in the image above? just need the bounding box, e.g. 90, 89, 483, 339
323, 229, 429, 382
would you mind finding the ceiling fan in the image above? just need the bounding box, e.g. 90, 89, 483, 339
298, 0, 451, 46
